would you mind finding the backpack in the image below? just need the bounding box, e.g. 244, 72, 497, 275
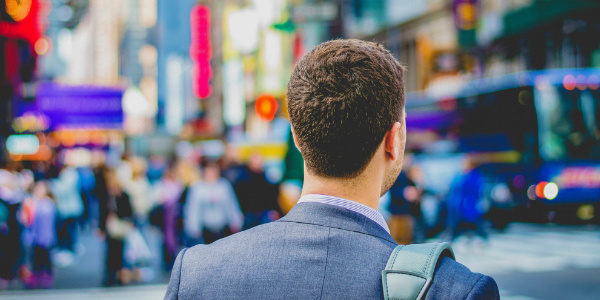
382, 242, 454, 300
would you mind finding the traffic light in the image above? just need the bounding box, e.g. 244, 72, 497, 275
255, 93, 278, 121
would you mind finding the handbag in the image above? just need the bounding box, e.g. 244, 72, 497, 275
124, 228, 153, 266
106, 214, 133, 239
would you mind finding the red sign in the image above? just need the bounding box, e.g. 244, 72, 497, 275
190, 5, 212, 99
0, 0, 43, 46
255, 93, 278, 121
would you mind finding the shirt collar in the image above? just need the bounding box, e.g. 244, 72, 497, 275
298, 194, 390, 233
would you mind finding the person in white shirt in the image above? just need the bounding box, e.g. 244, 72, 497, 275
184, 161, 243, 245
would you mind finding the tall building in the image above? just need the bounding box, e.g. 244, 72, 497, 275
365, 0, 458, 93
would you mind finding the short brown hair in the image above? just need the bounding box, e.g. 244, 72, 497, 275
287, 39, 406, 178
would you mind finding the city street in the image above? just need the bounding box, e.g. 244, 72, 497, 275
1, 222, 599, 299
452, 223, 600, 300
2, 0, 599, 299
50, 226, 170, 289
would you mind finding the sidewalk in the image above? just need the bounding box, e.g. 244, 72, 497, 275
0, 284, 167, 300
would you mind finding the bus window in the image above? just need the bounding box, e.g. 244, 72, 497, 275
456, 87, 538, 164
534, 84, 600, 161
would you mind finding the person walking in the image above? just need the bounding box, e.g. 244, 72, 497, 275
445, 157, 489, 243
387, 169, 421, 245
234, 153, 280, 229
99, 169, 134, 286
0, 166, 25, 289
155, 166, 183, 270
165, 39, 498, 299
183, 161, 242, 245
21, 181, 56, 289
123, 157, 153, 227
49, 166, 83, 265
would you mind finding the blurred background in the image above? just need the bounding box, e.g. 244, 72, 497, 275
1, 0, 599, 299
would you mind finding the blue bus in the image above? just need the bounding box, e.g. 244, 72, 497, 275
405, 68, 600, 227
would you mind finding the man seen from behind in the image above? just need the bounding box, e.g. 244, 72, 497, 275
165, 39, 499, 300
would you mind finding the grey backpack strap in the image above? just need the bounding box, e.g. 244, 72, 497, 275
382, 242, 455, 300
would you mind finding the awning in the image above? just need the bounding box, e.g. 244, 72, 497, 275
500, 0, 600, 38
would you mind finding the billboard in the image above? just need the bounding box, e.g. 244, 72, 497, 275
16, 82, 124, 130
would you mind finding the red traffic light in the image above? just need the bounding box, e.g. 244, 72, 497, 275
255, 93, 278, 121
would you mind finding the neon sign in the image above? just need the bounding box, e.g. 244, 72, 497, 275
6, 0, 33, 22
190, 4, 212, 99
554, 167, 600, 189
0, 0, 42, 45
453, 0, 478, 31
255, 93, 278, 121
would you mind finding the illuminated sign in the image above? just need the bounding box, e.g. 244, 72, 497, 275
190, 4, 212, 99
255, 93, 278, 121
0, 0, 42, 45
6, 134, 39, 155
27, 82, 124, 129
6, 0, 32, 22
453, 0, 478, 31
554, 167, 600, 189
12, 113, 50, 132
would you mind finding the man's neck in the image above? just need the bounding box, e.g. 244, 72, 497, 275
301, 171, 382, 210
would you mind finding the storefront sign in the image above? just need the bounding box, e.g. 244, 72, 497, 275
24, 82, 124, 129
0, 0, 42, 45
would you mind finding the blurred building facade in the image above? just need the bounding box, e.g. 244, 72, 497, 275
0, 0, 46, 163
4, 0, 599, 163
360, 0, 600, 225
0, 0, 165, 163
365, 0, 600, 93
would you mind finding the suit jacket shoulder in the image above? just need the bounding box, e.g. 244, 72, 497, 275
164, 202, 499, 300
427, 257, 499, 300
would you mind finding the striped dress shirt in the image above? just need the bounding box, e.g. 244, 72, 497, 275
297, 194, 390, 233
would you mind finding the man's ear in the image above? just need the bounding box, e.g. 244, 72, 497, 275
290, 126, 301, 151
384, 122, 402, 161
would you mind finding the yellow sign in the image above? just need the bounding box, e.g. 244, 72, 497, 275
6, 0, 32, 22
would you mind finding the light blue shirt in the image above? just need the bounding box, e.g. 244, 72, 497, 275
298, 194, 390, 233
184, 178, 243, 235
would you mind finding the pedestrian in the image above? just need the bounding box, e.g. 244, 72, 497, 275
122, 157, 153, 227
445, 157, 489, 243
165, 39, 499, 299
21, 181, 56, 289
234, 153, 280, 229
155, 165, 183, 270
147, 155, 166, 184
387, 169, 420, 245
220, 145, 244, 185
99, 169, 134, 286
50, 165, 84, 264
0, 165, 25, 289
183, 161, 242, 245
77, 164, 97, 230
173, 159, 200, 249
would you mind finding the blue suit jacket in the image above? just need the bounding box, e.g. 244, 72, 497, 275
165, 202, 499, 299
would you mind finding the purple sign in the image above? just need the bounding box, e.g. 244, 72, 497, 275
20, 82, 124, 129
406, 110, 459, 131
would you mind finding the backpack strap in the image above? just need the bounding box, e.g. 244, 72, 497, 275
382, 242, 455, 300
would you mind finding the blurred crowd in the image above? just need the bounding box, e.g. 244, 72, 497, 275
0, 146, 281, 289
0, 142, 497, 290
386, 156, 491, 246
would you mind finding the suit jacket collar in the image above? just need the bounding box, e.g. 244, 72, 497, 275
278, 201, 397, 245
